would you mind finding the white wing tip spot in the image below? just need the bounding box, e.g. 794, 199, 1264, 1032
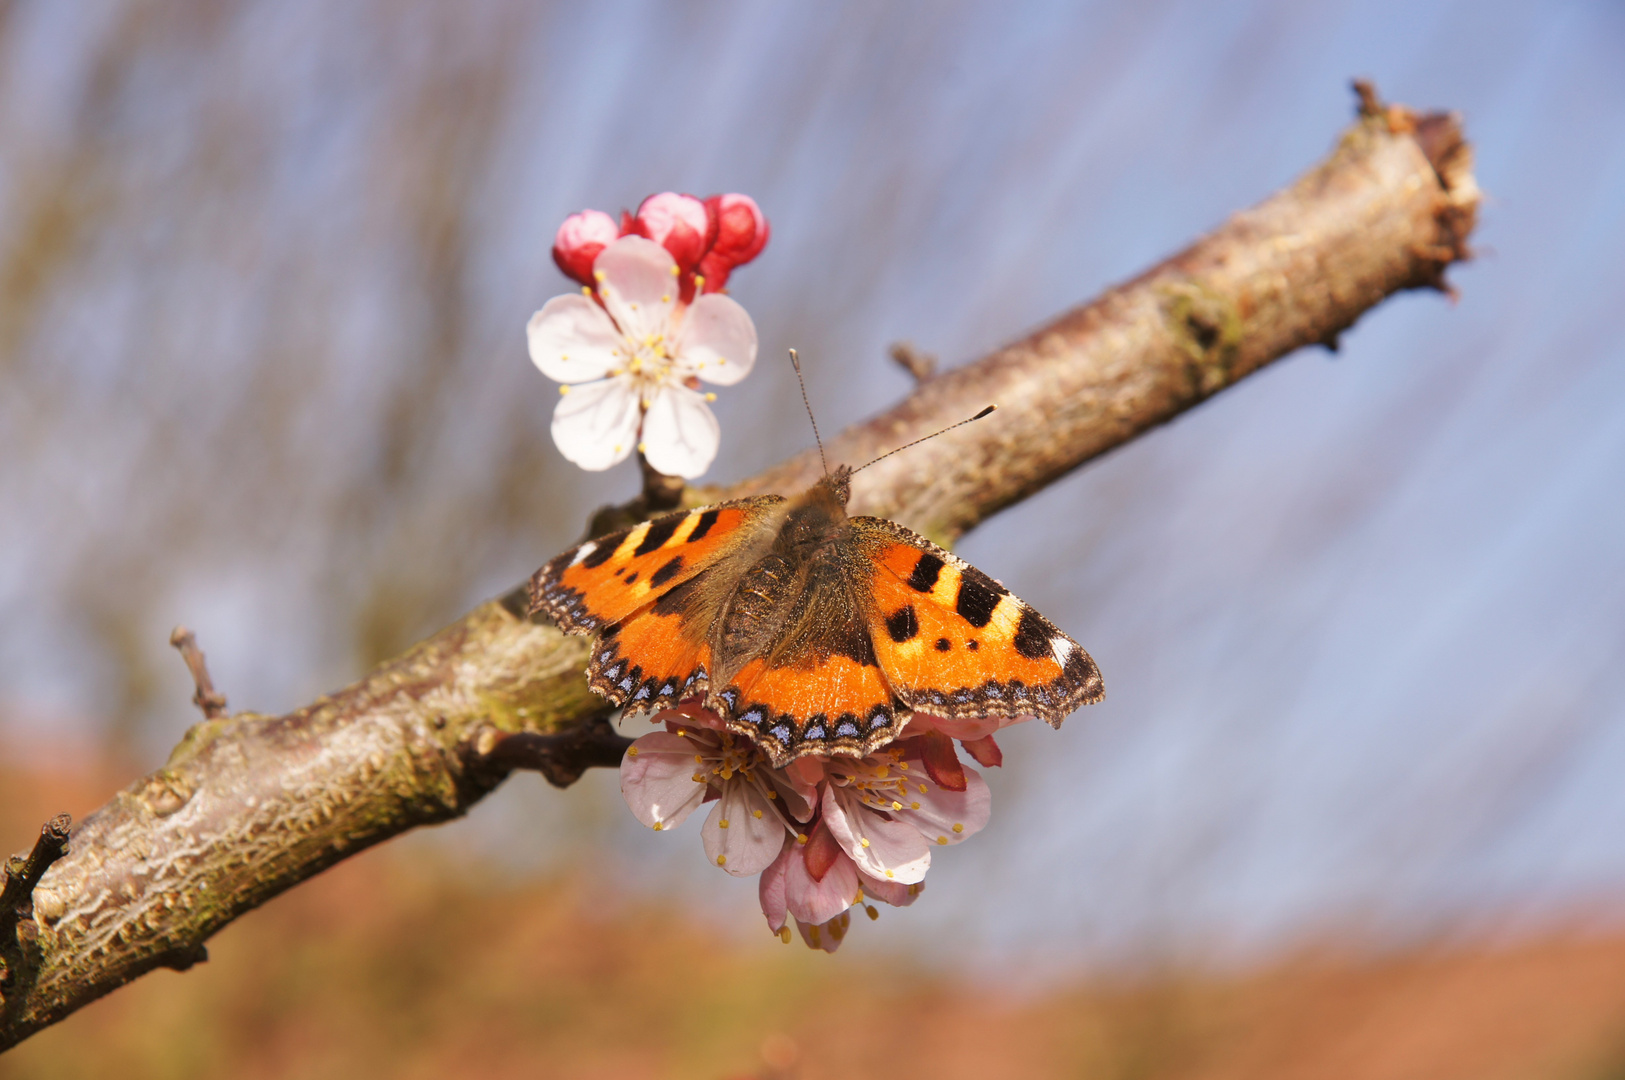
570, 542, 597, 566
1051, 637, 1075, 665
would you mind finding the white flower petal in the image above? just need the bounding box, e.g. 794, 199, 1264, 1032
702, 781, 785, 877
784, 844, 860, 926
640, 384, 720, 479
550, 377, 641, 471
619, 732, 708, 830
527, 294, 623, 383
595, 235, 679, 342
823, 785, 931, 885
895, 767, 991, 847
675, 293, 757, 386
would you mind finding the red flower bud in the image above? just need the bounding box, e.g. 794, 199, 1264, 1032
704, 193, 769, 266
633, 191, 713, 273
551, 209, 618, 285
695, 250, 733, 294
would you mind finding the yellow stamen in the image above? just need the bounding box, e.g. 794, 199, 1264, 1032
694, 754, 703, 764
919, 784, 928, 794
558, 385, 570, 395
652, 822, 663, 831
638, 441, 647, 454
753, 809, 763, 819
891, 801, 902, 811
866, 905, 880, 921
859, 838, 870, 848
910, 802, 920, 810
594, 270, 606, 282
875, 765, 889, 778
765, 790, 777, 800
716, 855, 726, 866
953, 823, 964, 833
780, 925, 792, 943
884, 870, 895, 879
676, 729, 688, 737
669, 264, 680, 277
581, 285, 592, 296
627, 746, 638, 757
695, 274, 706, 290
704, 392, 717, 402
796, 833, 808, 845
692, 773, 703, 782
719, 819, 730, 829
661, 294, 671, 303
937, 836, 948, 845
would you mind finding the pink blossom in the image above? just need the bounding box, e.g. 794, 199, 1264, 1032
619, 705, 987, 952
630, 192, 714, 275
551, 209, 620, 286
619, 712, 815, 877
697, 193, 770, 293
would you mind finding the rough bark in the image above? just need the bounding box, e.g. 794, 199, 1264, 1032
0, 85, 1477, 1051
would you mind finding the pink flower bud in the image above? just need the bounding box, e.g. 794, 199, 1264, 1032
632, 191, 713, 273
704, 193, 769, 266
551, 209, 618, 285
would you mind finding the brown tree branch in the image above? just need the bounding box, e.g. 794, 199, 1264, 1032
0, 84, 1477, 1050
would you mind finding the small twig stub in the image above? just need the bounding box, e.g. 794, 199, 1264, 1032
169, 625, 228, 719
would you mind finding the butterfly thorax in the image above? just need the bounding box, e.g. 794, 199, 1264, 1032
712, 468, 857, 682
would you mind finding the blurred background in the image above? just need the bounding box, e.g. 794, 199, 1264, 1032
3, 0, 1624, 1076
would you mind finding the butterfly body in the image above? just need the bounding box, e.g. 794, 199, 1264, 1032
530, 465, 1102, 766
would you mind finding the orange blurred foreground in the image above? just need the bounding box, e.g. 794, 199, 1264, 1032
3, 752, 1624, 1080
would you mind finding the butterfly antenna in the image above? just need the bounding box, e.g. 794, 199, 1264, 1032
852, 405, 998, 474
787, 348, 829, 477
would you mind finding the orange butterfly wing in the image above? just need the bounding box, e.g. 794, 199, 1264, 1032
530, 498, 783, 710
853, 518, 1103, 724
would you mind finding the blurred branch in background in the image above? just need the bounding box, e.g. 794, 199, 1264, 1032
0, 84, 1477, 1050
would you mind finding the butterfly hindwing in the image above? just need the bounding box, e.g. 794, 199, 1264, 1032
853, 517, 1103, 724
711, 587, 905, 766
529, 497, 784, 634
588, 572, 716, 711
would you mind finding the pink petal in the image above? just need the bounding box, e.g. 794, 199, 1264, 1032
701, 781, 785, 877
550, 377, 640, 472
961, 733, 1003, 768
823, 785, 931, 885
704, 193, 769, 265
676, 293, 757, 386
640, 384, 720, 480
784, 842, 860, 926
594, 236, 679, 342
919, 730, 967, 792
905, 713, 1008, 741
860, 871, 923, 909
619, 732, 708, 829
895, 767, 991, 847
634, 192, 713, 272
527, 294, 623, 384
796, 912, 848, 954
803, 820, 840, 882
763, 767, 817, 824
759, 841, 792, 933
552, 209, 619, 284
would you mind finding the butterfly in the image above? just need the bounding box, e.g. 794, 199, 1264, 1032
529, 463, 1103, 767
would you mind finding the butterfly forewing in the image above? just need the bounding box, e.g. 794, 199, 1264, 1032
529, 498, 784, 635
853, 518, 1103, 724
